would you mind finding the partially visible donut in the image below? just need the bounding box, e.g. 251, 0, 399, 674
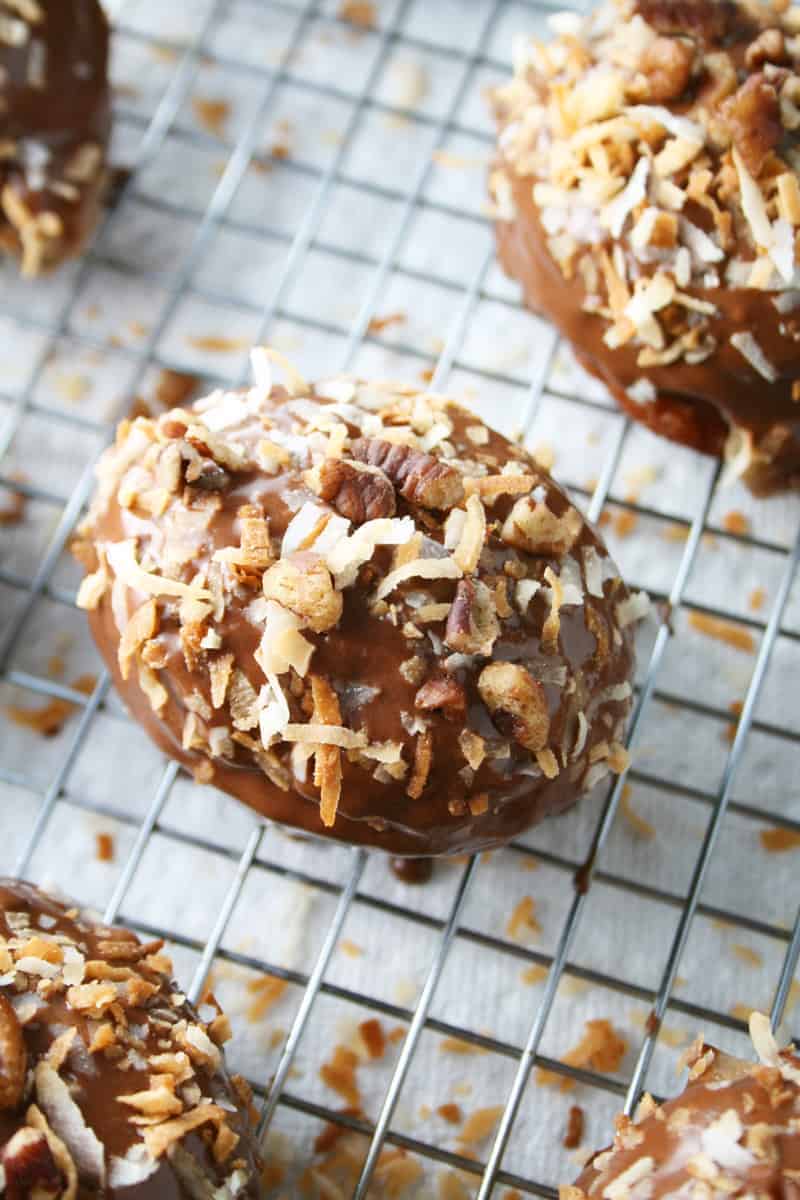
568, 1014, 800, 1200
73, 348, 641, 857
0, 0, 110, 276
0, 878, 264, 1198
490, 0, 800, 495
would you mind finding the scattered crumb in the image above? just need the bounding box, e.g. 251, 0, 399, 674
722, 510, 750, 536
386, 60, 429, 114
730, 1002, 755, 1022
723, 699, 743, 745
0, 479, 26, 526
563, 1104, 584, 1149
95, 832, 115, 863
4, 674, 96, 738
536, 1019, 627, 1090
431, 149, 484, 170
619, 784, 655, 840
51, 370, 91, 403
559, 976, 589, 997
192, 96, 231, 138
84, 304, 100, 320
187, 334, 249, 354
440, 1036, 487, 1056
339, 939, 363, 958
759, 827, 800, 853
521, 963, 548, 986
387, 1025, 406, 1044
337, 0, 376, 28
749, 587, 767, 612
357, 1018, 386, 1060
320, 1045, 361, 1108
419, 367, 435, 383
245, 975, 287, 1022
457, 1106, 504, 1147
506, 895, 541, 942
47, 655, 65, 678
663, 522, 689, 542
437, 1103, 462, 1125
150, 43, 179, 64
614, 506, 638, 539
688, 611, 755, 653
624, 465, 660, 492
438, 1172, 471, 1200
128, 320, 149, 339
313, 1112, 360, 1155
368, 311, 406, 335
419, 1104, 432, 1120
731, 943, 762, 968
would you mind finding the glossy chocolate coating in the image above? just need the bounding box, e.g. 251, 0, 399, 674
491, 0, 800, 495
75, 364, 637, 857
0, 879, 264, 1199
0, 0, 110, 275
571, 1028, 800, 1200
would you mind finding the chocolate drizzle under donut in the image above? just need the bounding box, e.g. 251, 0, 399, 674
0, 0, 110, 276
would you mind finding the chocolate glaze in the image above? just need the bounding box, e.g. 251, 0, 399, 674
389, 857, 434, 885
76, 367, 638, 858
0, 879, 264, 1199
494, 168, 800, 494
572, 1030, 800, 1200
491, 0, 800, 495
0, 0, 110, 275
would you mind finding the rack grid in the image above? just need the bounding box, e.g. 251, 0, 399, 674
2, 1, 800, 1197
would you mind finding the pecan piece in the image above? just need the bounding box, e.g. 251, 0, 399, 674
745, 28, 787, 70
478, 662, 550, 753
0, 994, 26, 1110
262, 552, 343, 633
445, 579, 500, 657
312, 458, 396, 524
635, 0, 731, 45
723, 74, 782, 177
639, 36, 695, 103
1, 1129, 63, 1200
415, 674, 467, 720
350, 437, 464, 510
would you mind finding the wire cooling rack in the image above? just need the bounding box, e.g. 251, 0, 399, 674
2, 1, 800, 1196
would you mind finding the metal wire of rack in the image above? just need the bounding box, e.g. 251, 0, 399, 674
2, 1, 800, 1197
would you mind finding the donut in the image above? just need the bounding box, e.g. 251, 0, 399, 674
0, 0, 110, 277
73, 348, 641, 857
490, 0, 800, 495
567, 1013, 800, 1200
0, 878, 264, 1198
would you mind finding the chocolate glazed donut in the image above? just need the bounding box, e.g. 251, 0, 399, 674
567, 1013, 800, 1200
73, 350, 642, 858
0, 878, 264, 1199
490, 0, 800, 495
0, 0, 110, 276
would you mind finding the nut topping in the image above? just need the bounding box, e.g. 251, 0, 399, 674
445, 579, 500, 657
478, 662, 550, 753
350, 437, 465, 510
0, 994, 26, 1110
262, 554, 343, 633
723, 74, 782, 177
312, 457, 396, 523
415, 674, 468, 720
639, 36, 695, 103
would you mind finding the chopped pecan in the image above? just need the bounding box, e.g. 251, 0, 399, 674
184, 457, 230, 492
1, 1129, 63, 1200
312, 458, 396, 523
0, 994, 26, 1110
414, 674, 467, 720
445, 579, 500, 657
638, 36, 695, 103
262, 553, 343, 633
723, 74, 782, 177
634, 0, 731, 45
745, 28, 787, 70
501, 497, 582, 558
350, 437, 464, 510
477, 662, 549, 753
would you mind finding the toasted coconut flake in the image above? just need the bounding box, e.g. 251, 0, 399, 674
311, 675, 343, 827
733, 148, 772, 250
282, 723, 366, 749
143, 1103, 225, 1159
76, 564, 108, 611
209, 654, 233, 709
118, 599, 158, 682
457, 1106, 504, 1147
601, 156, 650, 239
730, 331, 778, 383
374, 555, 461, 602
35, 1062, 106, 1187
688, 611, 755, 652
615, 590, 650, 628
250, 346, 272, 394
261, 346, 309, 397
583, 546, 604, 598
464, 473, 537, 501
626, 105, 703, 146
407, 729, 433, 800
327, 515, 416, 589
106, 540, 211, 603
26, 1105, 78, 1200
749, 1011, 780, 1067
452, 494, 486, 575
